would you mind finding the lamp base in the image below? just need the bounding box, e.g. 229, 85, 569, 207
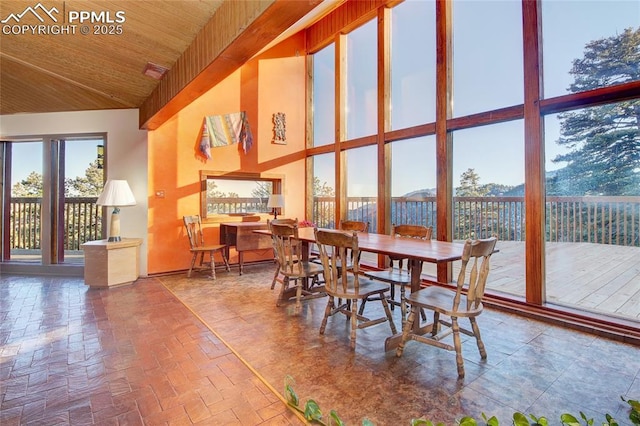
107, 207, 122, 242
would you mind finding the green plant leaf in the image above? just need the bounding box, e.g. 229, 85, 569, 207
528, 414, 549, 426
284, 376, 299, 408
480, 412, 499, 425
458, 416, 478, 426
305, 399, 323, 422
513, 412, 530, 426
560, 413, 581, 426
362, 419, 375, 426
604, 413, 619, 426
328, 409, 344, 426
579, 411, 594, 426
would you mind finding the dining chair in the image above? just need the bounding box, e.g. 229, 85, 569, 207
363, 224, 433, 320
395, 236, 498, 378
268, 218, 298, 290
314, 228, 396, 349
183, 215, 230, 279
270, 220, 325, 311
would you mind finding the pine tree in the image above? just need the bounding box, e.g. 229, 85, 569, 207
550, 27, 640, 196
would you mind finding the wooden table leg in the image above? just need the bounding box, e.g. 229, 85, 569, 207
384, 258, 433, 351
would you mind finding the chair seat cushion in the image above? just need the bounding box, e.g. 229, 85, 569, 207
364, 268, 411, 284
406, 286, 482, 317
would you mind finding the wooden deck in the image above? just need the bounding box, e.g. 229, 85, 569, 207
362, 241, 640, 321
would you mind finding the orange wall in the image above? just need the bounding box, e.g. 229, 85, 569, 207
147, 33, 308, 275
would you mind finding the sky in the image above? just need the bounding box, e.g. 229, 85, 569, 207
11, 138, 103, 188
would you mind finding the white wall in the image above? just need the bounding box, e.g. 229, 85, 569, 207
0, 109, 149, 276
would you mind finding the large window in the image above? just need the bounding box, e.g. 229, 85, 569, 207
452, 120, 525, 298
544, 104, 640, 318
346, 19, 377, 140
390, 136, 437, 229
345, 146, 377, 232
305, 0, 639, 331
390, 0, 436, 130
452, 0, 523, 117
311, 153, 336, 228
312, 43, 335, 147
541, 0, 640, 98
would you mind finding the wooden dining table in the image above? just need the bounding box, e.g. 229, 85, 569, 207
255, 226, 467, 350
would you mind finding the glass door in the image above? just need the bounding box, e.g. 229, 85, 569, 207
5, 140, 43, 263
1, 136, 105, 271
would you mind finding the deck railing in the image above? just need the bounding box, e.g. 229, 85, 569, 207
10, 197, 102, 251
314, 195, 639, 247
7, 195, 640, 251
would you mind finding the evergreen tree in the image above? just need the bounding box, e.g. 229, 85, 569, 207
456, 168, 486, 197
12, 172, 44, 196
550, 27, 640, 196
66, 160, 104, 196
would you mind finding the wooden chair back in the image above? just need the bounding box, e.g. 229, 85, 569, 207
183, 215, 205, 250
269, 221, 305, 278
388, 224, 433, 268
314, 228, 361, 297
454, 237, 497, 311
339, 220, 369, 233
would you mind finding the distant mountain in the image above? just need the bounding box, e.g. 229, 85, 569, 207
401, 188, 436, 197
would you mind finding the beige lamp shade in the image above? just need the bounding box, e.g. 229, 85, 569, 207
97, 180, 136, 242
267, 194, 284, 219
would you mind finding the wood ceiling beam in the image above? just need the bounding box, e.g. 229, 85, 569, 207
140, 0, 322, 130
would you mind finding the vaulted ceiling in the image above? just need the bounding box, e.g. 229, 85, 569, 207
0, 0, 338, 129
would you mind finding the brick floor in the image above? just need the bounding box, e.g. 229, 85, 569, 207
0, 275, 303, 425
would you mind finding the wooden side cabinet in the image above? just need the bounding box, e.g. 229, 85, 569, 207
81, 238, 143, 288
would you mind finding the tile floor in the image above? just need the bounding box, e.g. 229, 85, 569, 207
1, 264, 639, 425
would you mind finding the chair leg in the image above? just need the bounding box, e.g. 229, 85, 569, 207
400, 285, 407, 321
452, 317, 465, 378
319, 296, 334, 334
469, 317, 487, 359
389, 284, 396, 310
276, 277, 290, 307
396, 306, 416, 357
271, 263, 280, 290
432, 312, 440, 336
349, 298, 358, 349
188, 253, 197, 277
380, 297, 397, 335
358, 297, 367, 315
294, 278, 303, 312
220, 249, 231, 272
208, 250, 216, 280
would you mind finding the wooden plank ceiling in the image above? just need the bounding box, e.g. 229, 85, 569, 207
0, 0, 332, 129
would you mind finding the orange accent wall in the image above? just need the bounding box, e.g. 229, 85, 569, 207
147, 33, 308, 275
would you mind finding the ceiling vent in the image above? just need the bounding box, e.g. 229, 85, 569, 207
142, 62, 169, 80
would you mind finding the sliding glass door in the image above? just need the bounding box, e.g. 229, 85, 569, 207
1, 136, 105, 272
